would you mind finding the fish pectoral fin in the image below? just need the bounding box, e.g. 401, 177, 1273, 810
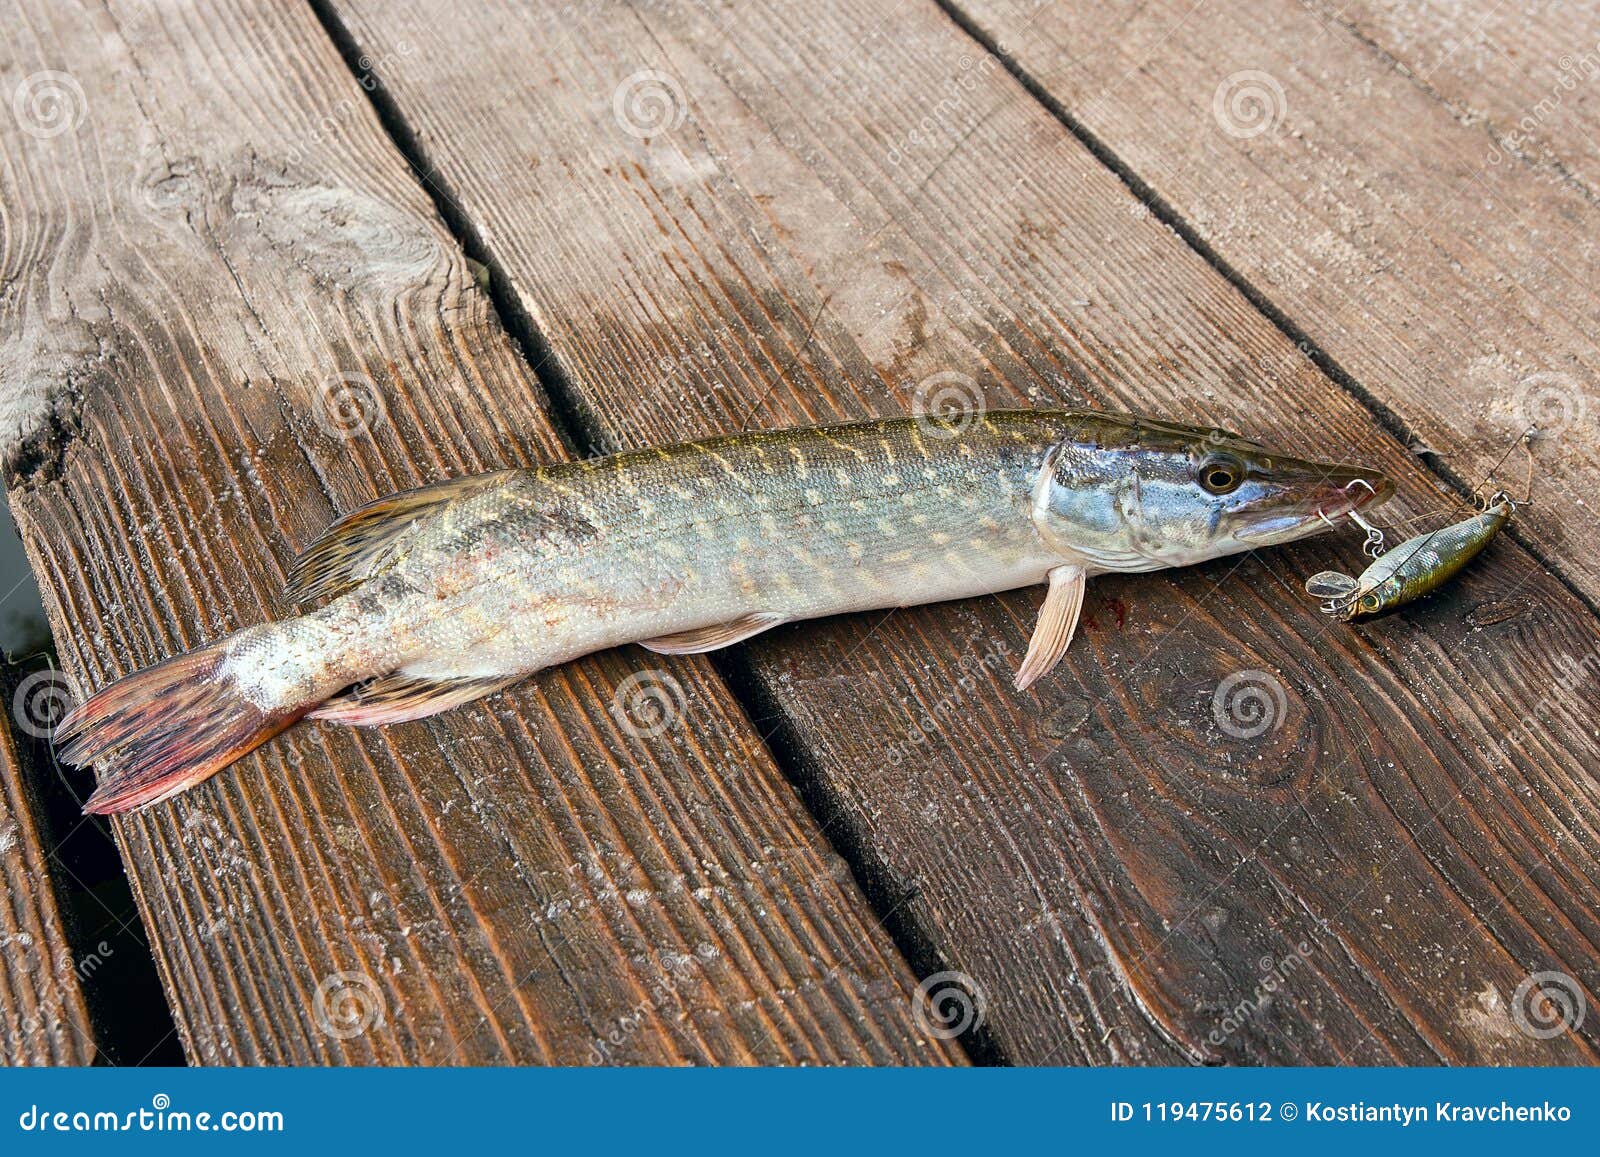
309, 671, 522, 726
638, 612, 788, 656
1014, 564, 1086, 692
284, 471, 518, 604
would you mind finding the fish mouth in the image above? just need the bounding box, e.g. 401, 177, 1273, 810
1315, 467, 1396, 520
1234, 463, 1395, 544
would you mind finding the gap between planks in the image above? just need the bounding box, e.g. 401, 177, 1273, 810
303, 0, 998, 1060
931, 0, 1600, 628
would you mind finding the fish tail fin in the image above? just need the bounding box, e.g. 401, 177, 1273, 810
57, 632, 311, 815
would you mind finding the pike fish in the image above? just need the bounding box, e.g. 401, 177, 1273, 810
60, 410, 1393, 813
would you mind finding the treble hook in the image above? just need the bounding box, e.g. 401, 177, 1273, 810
1347, 509, 1387, 558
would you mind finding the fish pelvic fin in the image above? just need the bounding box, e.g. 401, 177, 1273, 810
58, 635, 310, 815
284, 471, 518, 604
638, 612, 788, 655
1014, 563, 1086, 692
309, 671, 521, 726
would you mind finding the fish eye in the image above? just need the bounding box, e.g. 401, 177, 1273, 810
1197, 455, 1244, 495
1360, 594, 1381, 612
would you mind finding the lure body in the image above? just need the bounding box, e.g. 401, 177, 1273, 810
59, 410, 1392, 813
1306, 498, 1513, 620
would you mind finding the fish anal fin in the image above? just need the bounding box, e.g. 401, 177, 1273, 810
309, 671, 521, 726
1014, 564, 1086, 692
639, 612, 787, 656
285, 471, 518, 604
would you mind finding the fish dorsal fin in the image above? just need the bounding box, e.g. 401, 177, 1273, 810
1304, 570, 1359, 600
1014, 563, 1086, 691
638, 612, 788, 655
309, 671, 521, 726
285, 471, 518, 603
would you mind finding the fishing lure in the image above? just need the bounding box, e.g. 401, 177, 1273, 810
1305, 495, 1514, 620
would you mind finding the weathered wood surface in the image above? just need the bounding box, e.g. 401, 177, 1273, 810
0, 691, 97, 1064
0, 0, 955, 1064
324, 0, 1600, 1062
1336, 0, 1600, 192
952, 0, 1600, 608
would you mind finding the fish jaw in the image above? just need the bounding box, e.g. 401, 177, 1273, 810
1228, 461, 1395, 548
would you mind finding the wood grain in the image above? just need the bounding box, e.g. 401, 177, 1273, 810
322, 0, 1600, 1062
950, 0, 1600, 606
0, 0, 953, 1064
0, 692, 97, 1064
1334, 0, 1600, 194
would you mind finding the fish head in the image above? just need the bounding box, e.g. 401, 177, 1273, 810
1031, 414, 1394, 572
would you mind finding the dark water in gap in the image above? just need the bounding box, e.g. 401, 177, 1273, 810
0, 491, 182, 1064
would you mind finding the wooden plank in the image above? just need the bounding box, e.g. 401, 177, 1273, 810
0, 683, 98, 1064
948, 0, 1600, 607
1332, 0, 1600, 191
0, 0, 953, 1065
321, 0, 1600, 1062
